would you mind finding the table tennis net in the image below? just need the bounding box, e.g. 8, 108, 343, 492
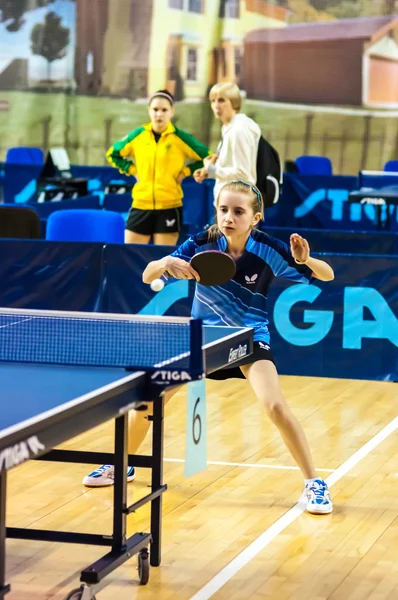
0, 310, 193, 369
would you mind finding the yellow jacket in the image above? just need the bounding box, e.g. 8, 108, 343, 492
106, 122, 210, 210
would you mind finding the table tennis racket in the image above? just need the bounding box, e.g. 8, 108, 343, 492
190, 250, 236, 286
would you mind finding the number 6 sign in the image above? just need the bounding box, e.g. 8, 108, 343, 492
184, 379, 207, 478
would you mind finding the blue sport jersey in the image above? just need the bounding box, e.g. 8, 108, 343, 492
170, 229, 313, 345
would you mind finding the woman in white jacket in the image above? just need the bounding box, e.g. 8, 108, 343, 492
193, 82, 261, 202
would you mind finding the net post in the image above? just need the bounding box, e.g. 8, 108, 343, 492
189, 319, 204, 378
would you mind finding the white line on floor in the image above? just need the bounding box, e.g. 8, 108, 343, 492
189, 416, 398, 600
164, 457, 334, 472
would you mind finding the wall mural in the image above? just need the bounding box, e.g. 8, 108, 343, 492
0, 0, 397, 173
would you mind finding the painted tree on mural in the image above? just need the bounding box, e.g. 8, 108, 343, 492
287, 0, 332, 22
309, 0, 397, 17
0, 0, 58, 31
31, 11, 70, 80
280, 0, 397, 20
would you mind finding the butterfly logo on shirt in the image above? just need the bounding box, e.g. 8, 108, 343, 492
165, 219, 176, 227
258, 342, 270, 351
245, 274, 258, 285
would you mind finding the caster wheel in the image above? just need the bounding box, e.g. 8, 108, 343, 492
64, 589, 83, 600
64, 588, 96, 600
138, 548, 150, 585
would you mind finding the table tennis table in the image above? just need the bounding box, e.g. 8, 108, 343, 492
0, 308, 253, 600
348, 171, 398, 230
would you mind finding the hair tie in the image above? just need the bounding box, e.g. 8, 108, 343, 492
149, 92, 174, 105
231, 180, 262, 211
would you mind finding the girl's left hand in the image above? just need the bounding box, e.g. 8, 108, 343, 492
203, 154, 218, 169
290, 233, 310, 263
193, 168, 207, 183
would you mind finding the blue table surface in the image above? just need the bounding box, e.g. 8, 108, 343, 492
0, 326, 246, 432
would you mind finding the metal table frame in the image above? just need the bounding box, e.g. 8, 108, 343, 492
0, 323, 253, 599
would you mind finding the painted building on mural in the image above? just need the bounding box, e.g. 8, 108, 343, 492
74, 0, 288, 99
243, 15, 398, 107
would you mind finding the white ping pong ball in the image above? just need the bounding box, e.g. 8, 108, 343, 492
150, 278, 165, 292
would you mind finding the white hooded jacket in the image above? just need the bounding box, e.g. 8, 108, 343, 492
207, 113, 261, 203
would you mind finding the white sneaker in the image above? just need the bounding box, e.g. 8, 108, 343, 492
303, 478, 333, 514
82, 465, 136, 487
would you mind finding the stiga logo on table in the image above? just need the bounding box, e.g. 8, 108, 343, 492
151, 370, 192, 383
360, 197, 386, 206
228, 344, 248, 363
0, 436, 45, 471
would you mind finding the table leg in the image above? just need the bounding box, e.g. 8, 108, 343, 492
112, 414, 128, 551
149, 394, 164, 567
0, 471, 11, 598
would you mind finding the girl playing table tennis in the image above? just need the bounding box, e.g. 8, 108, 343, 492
84, 180, 335, 515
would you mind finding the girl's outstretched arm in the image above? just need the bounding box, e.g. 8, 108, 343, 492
290, 233, 334, 282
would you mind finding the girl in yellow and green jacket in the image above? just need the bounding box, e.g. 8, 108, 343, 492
106, 89, 211, 245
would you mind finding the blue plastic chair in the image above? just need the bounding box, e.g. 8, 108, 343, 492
46, 209, 125, 243
384, 160, 398, 173
6, 147, 44, 165
295, 156, 333, 176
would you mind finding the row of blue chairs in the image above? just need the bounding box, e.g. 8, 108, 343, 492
0, 204, 126, 243
0, 166, 214, 240
4, 146, 398, 175
0, 187, 211, 242
295, 156, 398, 176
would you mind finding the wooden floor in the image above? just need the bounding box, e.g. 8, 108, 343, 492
6, 375, 398, 600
